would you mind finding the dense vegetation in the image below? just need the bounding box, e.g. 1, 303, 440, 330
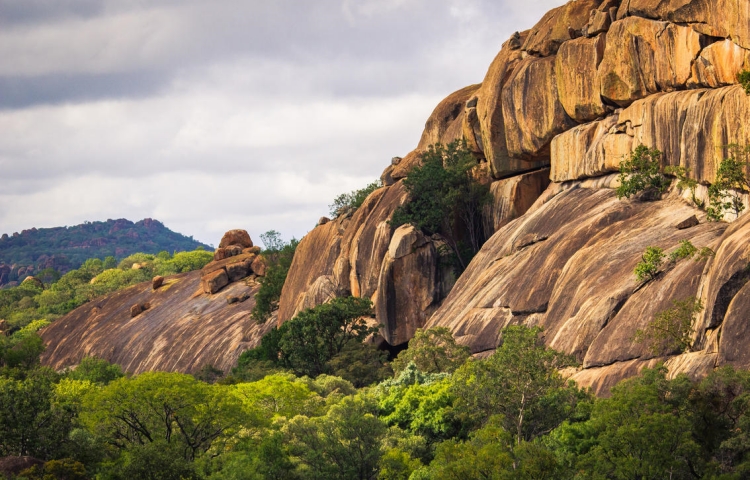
0, 249, 213, 335
391, 140, 491, 272
0, 218, 211, 287
8, 318, 750, 479
250, 231, 299, 324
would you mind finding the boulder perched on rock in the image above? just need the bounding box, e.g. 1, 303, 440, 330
218, 229, 253, 249
152, 275, 164, 290
251, 255, 267, 277
202, 269, 229, 295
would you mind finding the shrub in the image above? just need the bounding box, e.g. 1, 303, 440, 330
665, 165, 703, 208
616, 145, 669, 200
250, 232, 298, 324
391, 327, 470, 375
707, 146, 750, 221
391, 140, 491, 271
635, 246, 665, 282
669, 240, 698, 262
329, 180, 382, 218
739, 69, 750, 95
634, 297, 703, 355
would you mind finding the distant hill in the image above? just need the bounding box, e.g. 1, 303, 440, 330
0, 218, 212, 287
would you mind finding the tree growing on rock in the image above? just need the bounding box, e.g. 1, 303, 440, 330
635, 246, 665, 282
706, 145, 750, 221
251, 231, 299, 323
633, 297, 703, 356
391, 140, 491, 272
616, 145, 669, 200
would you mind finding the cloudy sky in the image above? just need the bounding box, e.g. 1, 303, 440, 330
0, 0, 563, 247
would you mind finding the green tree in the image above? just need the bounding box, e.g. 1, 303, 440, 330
739, 69, 750, 95
635, 246, 665, 282
669, 240, 698, 262
616, 145, 669, 200
391, 140, 491, 271
251, 233, 299, 323
329, 181, 383, 218
326, 342, 392, 388
665, 165, 703, 208
451, 326, 581, 443
634, 297, 703, 356
82, 372, 251, 461
283, 394, 387, 480
707, 146, 750, 221
391, 327, 469, 375
278, 297, 380, 377
66, 356, 124, 385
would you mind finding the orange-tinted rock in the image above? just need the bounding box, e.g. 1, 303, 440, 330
130, 304, 144, 317
597, 17, 703, 107
556, 34, 608, 122
202, 269, 229, 294
218, 229, 253, 249
202, 254, 256, 277
40, 271, 276, 375
483, 169, 551, 233
375, 225, 440, 346
250, 255, 267, 277
152, 275, 164, 290
418, 84, 481, 151
226, 259, 252, 282
502, 56, 577, 160
689, 40, 750, 88
617, 0, 750, 50
475, 32, 549, 177
522, 0, 600, 56
243, 246, 261, 255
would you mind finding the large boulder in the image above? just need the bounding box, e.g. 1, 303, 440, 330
484, 169, 551, 233
202, 269, 229, 295
218, 229, 253, 249
555, 34, 609, 123
522, 0, 601, 57
689, 39, 750, 88
502, 56, 577, 160
597, 16, 704, 107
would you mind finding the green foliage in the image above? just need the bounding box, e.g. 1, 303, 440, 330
635, 246, 665, 282
329, 180, 382, 218
669, 240, 698, 262
19, 458, 88, 480
0, 368, 75, 458
665, 165, 703, 208
451, 326, 582, 443
283, 394, 387, 480
277, 297, 379, 377
251, 232, 299, 324
326, 341, 392, 388
634, 297, 703, 355
739, 69, 750, 95
0, 218, 211, 286
707, 146, 750, 221
233, 373, 323, 421
66, 357, 124, 385
391, 327, 470, 375
82, 372, 251, 461
391, 140, 491, 271
616, 144, 669, 200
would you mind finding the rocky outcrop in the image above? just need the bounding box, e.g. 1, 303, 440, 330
40, 269, 274, 374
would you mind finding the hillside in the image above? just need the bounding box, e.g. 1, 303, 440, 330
0, 218, 211, 287
39, 0, 750, 394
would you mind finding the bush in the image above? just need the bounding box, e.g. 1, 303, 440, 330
635, 246, 665, 282
739, 69, 750, 95
634, 297, 703, 355
391, 140, 491, 271
250, 231, 299, 323
329, 180, 382, 218
665, 165, 703, 208
391, 327, 470, 375
669, 240, 698, 262
617, 145, 669, 200
707, 146, 750, 221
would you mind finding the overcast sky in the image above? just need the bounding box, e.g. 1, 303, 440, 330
0, 0, 563, 248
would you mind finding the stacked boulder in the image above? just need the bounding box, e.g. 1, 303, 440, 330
200, 230, 265, 294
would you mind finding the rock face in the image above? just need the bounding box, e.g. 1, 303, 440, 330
40, 269, 274, 374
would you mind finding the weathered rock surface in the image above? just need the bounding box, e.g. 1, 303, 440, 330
556, 34, 609, 123
425, 180, 743, 394
551, 86, 750, 183
41, 270, 274, 374
503, 56, 577, 160
522, 0, 600, 57
219, 229, 253, 249
598, 16, 703, 107
690, 40, 750, 88
201, 269, 229, 295
484, 169, 551, 233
